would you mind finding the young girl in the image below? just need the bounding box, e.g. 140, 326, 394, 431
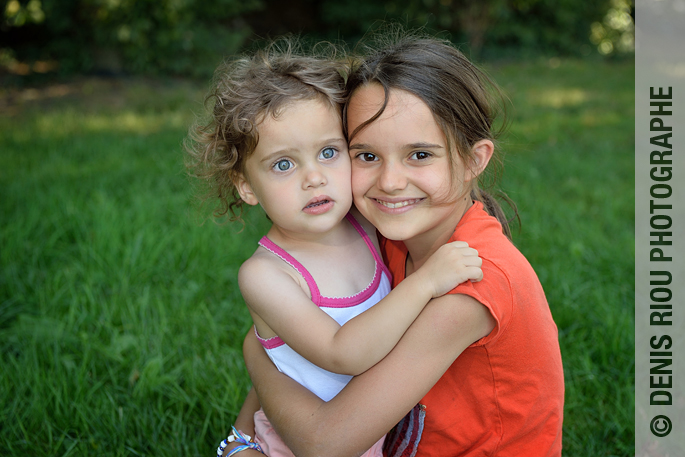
242, 33, 565, 457
185, 41, 484, 457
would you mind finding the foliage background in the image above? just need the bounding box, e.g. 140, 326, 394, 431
1, 1, 635, 456
1, 0, 634, 79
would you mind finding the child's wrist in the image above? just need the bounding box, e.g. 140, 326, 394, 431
405, 268, 437, 300
217, 427, 264, 456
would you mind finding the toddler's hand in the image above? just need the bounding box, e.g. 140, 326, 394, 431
419, 241, 483, 298
221, 442, 265, 457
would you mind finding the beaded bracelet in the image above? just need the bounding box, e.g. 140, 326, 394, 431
216, 426, 264, 457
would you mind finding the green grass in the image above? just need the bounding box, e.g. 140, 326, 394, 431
495, 59, 635, 455
0, 59, 635, 456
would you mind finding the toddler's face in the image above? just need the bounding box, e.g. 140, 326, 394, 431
236, 99, 352, 237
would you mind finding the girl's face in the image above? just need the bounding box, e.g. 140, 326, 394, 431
237, 99, 352, 238
347, 85, 474, 244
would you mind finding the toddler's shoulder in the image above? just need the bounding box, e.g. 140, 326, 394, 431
238, 247, 303, 294
349, 206, 375, 234
349, 206, 382, 250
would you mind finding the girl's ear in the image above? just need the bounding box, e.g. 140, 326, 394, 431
235, 173, 260, 206
467, 139, 494, 181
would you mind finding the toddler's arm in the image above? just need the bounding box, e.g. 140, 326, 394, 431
239, 241, 481, 376
218, 387, 263, 456
325, 240, 482, 374
234, 387, 260, 438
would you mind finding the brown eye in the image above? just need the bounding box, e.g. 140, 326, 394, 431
411, 151, 431, 160
358, 152, 377, 162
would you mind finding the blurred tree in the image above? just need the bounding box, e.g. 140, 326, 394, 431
590, 0, 634, 56
484, 0, 616, 57
249, 0, 616, 58
1, 0, 631, 78
1, 0, 262, 77
243, 0, 322, 38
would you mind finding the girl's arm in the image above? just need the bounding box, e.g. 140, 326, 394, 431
244, 293, 496, 457
240, 241, 481, 376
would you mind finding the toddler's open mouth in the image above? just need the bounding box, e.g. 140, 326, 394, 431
303, 196, 334, 214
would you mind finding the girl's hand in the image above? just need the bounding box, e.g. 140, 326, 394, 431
418, 241, 483, 298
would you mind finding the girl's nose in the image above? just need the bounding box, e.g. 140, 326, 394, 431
302, 166, 327, 189
376, 161, 407, 193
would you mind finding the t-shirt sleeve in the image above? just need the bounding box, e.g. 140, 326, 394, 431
447, 259, 513, 347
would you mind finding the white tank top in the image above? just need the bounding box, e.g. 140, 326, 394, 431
255, 213, 392, 401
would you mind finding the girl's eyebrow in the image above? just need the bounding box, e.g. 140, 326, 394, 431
349, 142, 444, 151
348, 142, 372, 151
405, 142, 443, 150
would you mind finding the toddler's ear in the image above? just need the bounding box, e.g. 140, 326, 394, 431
235, 174, 260, 206
467, 139, 494, 181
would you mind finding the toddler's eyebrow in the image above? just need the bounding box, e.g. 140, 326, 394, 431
260, 149, 296, 164
323, 137, 347, 146
260, 138, 347, 163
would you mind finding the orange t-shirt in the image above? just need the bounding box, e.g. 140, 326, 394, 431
381, 202, 564, 457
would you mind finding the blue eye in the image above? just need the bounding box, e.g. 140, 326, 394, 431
357, 152, 377, 162
273, 159, 293, 171
319, 147, 337, 160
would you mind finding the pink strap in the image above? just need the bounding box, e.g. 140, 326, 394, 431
258, 212, 391, 306
345, 213, 392, 279
258, 236, 322, 305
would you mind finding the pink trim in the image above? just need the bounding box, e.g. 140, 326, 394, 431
345, 213, 393, 280
257, 212, 392, 310
255, 326, 285, 349
319, 268, 387, 308
258, 236, 322, 305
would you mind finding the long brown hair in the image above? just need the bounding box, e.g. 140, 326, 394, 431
344, 30, 518, 239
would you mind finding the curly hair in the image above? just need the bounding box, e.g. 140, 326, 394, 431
185, 38, 347, 221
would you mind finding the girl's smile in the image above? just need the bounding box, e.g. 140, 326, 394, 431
372, 197, 425, 212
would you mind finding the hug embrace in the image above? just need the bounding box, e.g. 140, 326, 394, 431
187, 28, 564, 457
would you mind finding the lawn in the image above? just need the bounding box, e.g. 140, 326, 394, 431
0, 58, 634, 456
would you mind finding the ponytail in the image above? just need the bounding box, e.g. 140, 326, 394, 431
471, 188, 519, 241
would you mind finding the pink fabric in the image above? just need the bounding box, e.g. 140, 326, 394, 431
254, 409, 385, 457
255, 326, 284, 350
257, 212, 390, 309
344, 212, 392, 280
257, 236, 322, 305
